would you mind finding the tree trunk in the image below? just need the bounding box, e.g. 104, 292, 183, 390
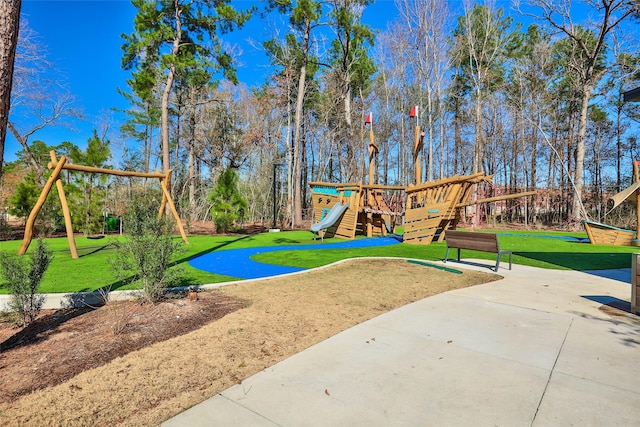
437, 79, 446, 179
0, 0, 22, 178
530, 110, 539, 223
291, 19, 311, 228
161, 1, 182, 174
572, 84, 592, 222
616, 101, 622, 192
473, 87, 483, 174
7, 121, 45, 185
454, 96, 461, 174
343, 82, 354, 181
144, 104, 153, 174
188, 87, 196, 217
161, 66, 176, 174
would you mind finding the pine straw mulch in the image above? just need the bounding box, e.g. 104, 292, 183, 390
0, 291, 244, 404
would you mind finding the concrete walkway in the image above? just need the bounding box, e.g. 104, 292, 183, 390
163, 261, 640, 427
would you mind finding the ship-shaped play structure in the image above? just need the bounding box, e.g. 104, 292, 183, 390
309, 173, 535, 244
582, 160, 640, 246
309, 110, 536, 244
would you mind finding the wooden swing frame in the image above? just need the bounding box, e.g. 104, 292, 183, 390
18, 151, 188, 259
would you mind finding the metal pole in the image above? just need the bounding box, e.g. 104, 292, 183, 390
273, 163, 278, 230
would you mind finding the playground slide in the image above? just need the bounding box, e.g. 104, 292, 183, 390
311, 202, 350, 235
384, 219, 393, 234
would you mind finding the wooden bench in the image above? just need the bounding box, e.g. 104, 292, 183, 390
444, 230, 512, 272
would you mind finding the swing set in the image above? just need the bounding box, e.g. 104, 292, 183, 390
18, 151, 188, 259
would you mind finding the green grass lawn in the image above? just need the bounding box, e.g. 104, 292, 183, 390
0, 231, 322, 294
254, 231, 638, 271
1, 229, 637, 294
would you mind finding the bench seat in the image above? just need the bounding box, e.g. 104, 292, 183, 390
444, 230, 512, 272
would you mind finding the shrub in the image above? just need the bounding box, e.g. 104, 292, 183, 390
111, 192, 184, 304
8, 173, 40, 221
209, 167, 247, 233
0, 214, 12, 240
9, 173, 62, 236
0, 239, 52, 326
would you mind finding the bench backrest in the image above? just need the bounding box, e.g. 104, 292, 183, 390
444, 230, 500, 252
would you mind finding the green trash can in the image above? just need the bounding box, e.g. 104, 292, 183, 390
107, 215, 120, 232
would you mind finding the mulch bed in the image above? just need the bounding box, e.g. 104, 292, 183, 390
0, 291, 245, 403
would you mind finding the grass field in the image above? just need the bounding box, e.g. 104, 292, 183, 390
0, 228, 637, 294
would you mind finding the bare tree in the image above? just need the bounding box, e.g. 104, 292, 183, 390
454, 0, 513, 175
7, 20, 80, 185
396, 0, 452, 181
519, 0, 639, 221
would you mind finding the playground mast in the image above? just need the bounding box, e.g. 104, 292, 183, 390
366, 112, 378, 185
410, 106, 424, 185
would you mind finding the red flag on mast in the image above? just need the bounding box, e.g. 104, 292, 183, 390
365, 112, 373, 124
409, 105, 418, 118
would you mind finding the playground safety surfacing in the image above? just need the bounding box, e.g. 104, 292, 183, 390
188, 236, 402, 279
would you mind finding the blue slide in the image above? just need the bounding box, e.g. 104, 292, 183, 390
311, 202, 349, 239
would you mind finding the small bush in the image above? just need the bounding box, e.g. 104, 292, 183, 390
0, 239, 52, 326
0, 215, 12, 240
111, 192, 184, 304
209, 168, 247, 233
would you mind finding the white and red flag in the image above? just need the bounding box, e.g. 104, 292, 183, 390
409, 105, 418, 118
365, 112, 373, 124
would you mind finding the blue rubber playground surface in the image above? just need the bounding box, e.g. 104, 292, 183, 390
188, 236, 402, 280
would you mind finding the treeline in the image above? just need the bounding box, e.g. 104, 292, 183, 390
6, 0, 640, 234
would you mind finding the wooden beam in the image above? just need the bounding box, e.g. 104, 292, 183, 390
18, 156, 68, 256
456, 190, 537, 208
406, 172, 487, 193
159, 173, 188, 244
361, 184, 406, 191
50, 151, 78, 259
48, 159, 166, 179
368, 128, 377, 185
413, 125, 422, 185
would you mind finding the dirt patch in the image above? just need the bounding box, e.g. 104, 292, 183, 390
598, 302, 640, 324
186, 220, 271, 236
0, 258, 499, 426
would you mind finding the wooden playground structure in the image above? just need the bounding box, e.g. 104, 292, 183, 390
309, 182, 405, 239
18, 151, 188, 259
582, 160, 640, 246
310, 173, 536, 244
309, 109, 536, 244
404, 172, 488, 245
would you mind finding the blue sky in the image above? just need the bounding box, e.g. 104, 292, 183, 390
8, 0, 405, 164
8, 0, 604, 165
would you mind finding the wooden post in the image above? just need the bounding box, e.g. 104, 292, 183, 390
632, 253, 640, 315
50, 151, 78, 259
159, 173, 188, 244
18, 156, 67, 256
413, 125, 423, 185
635, 161, 640, 239
367, 131, 378, 238
368, 129, 377, 186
